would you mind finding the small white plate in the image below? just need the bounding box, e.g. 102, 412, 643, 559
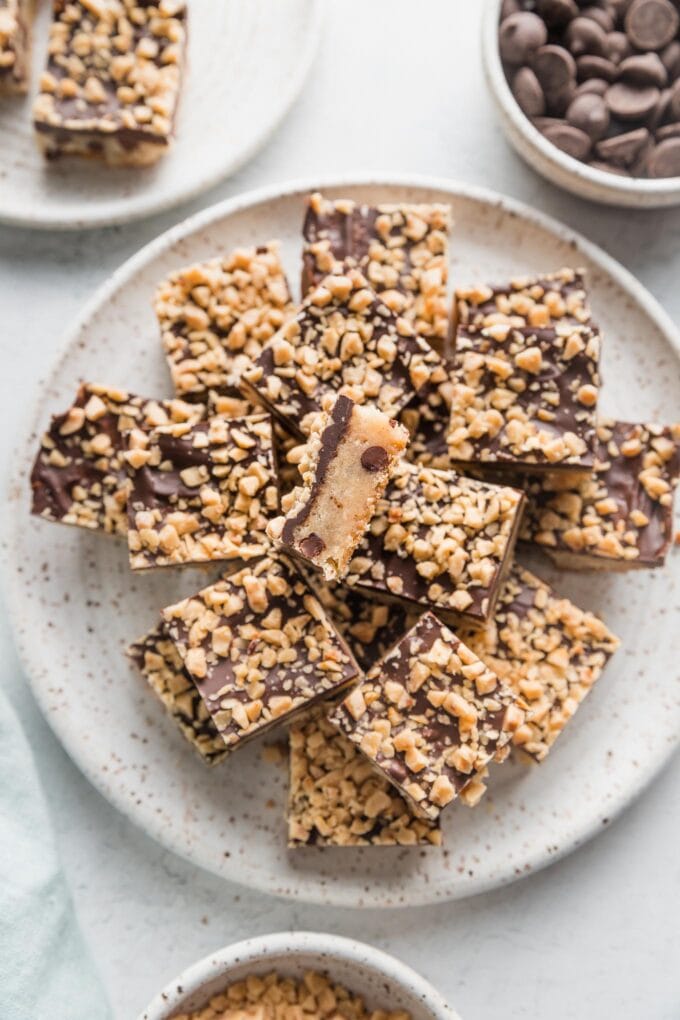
139, 932, 457, 1020
6, 176, 680, 907
0, 0, 322, 230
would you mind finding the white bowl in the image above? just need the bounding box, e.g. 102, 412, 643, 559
481, 0, 680, 207
139, 932, 458, 1020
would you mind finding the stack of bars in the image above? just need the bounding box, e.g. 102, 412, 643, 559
30, 193, 680, 849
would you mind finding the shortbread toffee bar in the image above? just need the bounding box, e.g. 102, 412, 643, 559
34, 0, 187, 166
268, 395, 409, 580
161, 555, 360, 754
329, 612, 515, 821
30, 382, 203, 536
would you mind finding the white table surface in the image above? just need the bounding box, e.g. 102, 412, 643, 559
1, 2, 679, 1018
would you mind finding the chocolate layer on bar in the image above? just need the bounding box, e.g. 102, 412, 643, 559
155, 243, 294, 403
128, 622, 228, 766
241, 269, 445, 438
329, 612, 514, 821
448, 269, 601, 472
125, 412, 277, 569
302, 570, 418, 672
161, 555, 360, 754
459, 564, 619, 761
0, 0, 32, 94
33, 0, 187, 167
30, 383, 203, 536
288, 708, 441, 847
268, 395, 409, 580
301, 192, 451, 350
344, 461, 525, 626
521, 419, 680, 569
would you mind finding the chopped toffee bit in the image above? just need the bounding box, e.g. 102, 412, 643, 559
30, 383, 203, 536
33, 0, 188, 167
300, 568, 419, 672
345, 460, 525, 626
521, 419, 680, 569
288, 708, 441, 847
459, 563, 620, 762
301, 191, 452, 351
0, 0, 32, 94
155, 243, 294, 403
329, 612, 515, 821
448, 268, 601, 472
171, 970, 411, 1020
268, 395, 409, 580
125, 412, 278, 570
161, 555, 360, 754
128, 622, 228, 766
241, 268, 446, 438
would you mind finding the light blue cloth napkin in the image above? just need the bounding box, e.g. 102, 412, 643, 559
0, 687, 111, 1020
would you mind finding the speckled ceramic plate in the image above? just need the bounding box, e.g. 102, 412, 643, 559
7, 176, 680, 907
0, 0, 322, 230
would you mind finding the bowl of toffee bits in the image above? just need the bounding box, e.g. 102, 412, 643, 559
482, 0, 680, 206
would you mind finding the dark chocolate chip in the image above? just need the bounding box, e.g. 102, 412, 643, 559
606, 80, 660, 118
536, 0, 580, 25
646, 86, 673, 128
576, 54, 620, 79
625, 0, 679, 50
660, 40, 680, 80
299, 533, 325, 558
575, 76, 610, 94
647, 135, 680, 174
565, 16, 609, 54
360, 446, 389, 472
606, 31, 633, 63
542, 120, 593, 157
499, 12, 549, 64
533, 44, 578, 92
618, 52, 668, 86
580, 5, 616, 30
595, 125, 651, 162
566, 91, 611, 137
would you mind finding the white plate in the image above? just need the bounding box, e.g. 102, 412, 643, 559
7, 176, 680, 907
0, 0, 322, 230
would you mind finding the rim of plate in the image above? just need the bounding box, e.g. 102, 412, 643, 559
6, 174, 680, 907
481, 0, 680, 206
0, 1, 324, 231
139, 932, 458, 1020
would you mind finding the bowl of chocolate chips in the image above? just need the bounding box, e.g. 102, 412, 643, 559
482, 0, 680, 205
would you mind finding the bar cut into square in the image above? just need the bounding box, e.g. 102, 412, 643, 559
345, 461, 525, 626
125, 412, 277, 570
33, 0, 187, 166
155, 242, 294, 403
329, 612, 515, 821
302, 191, 451, 351
0, 0, 33, 94
448, 268, 601, 472
267, 395, 409, 580
459, 564, 619, 761
241, 268, 445, 437
30, 383, 203, 536
161, 555, 360, 754
521, 419, 680, 570
128, 622, 228, 766
288, 708, 441, 847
